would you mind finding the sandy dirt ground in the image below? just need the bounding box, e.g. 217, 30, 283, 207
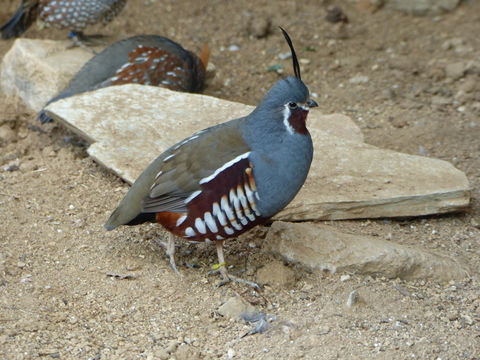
0, 0, 479, 359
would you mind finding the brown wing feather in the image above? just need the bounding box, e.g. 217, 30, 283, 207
141, 119, 250, 214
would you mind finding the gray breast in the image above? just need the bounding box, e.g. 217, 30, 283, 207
250, 133, 313, 218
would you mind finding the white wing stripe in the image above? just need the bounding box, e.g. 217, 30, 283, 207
212, 202, 227, 226
185, 190, 201, 203
185, 227, 196, 237
221, 195, 242, 231
176, 215, 187, 226
229, 189, 248, 226
244, 182, 261, 216
204, 211, 218, 233
195, 217, 207, 234
199, 152, 251, 184
223, 226, 234, 235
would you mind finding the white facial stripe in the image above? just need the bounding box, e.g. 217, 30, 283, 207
282, 104, 294, 135
200, 152, 251, 184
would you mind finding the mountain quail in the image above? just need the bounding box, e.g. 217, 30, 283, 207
104, 28, 318, 287
38, 34, 209, 123
1, 0, 127, 41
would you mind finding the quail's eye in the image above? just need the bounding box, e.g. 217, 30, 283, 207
288, 102, 298, 109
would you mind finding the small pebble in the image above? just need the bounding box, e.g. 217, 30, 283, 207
3, 162, 20, 172
325, 6, 349, 23
349, 75, 369, 84
277, 52, 291, 60
445, 62, 466, 80
165, 340, 180, 354
418, 145, 428, 156
346, 290, 359, 307
228, 45, 240, 52
340, 274, 351, 282
248, 17, 271, 38
227, 348, 236, 359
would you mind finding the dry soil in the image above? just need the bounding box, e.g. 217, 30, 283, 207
0, 1, 479, 359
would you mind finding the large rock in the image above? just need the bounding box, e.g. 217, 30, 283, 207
384, 0, 461, 15
264, 221, 469, 282
44, 84, 470, 220
0, 39, 96, 111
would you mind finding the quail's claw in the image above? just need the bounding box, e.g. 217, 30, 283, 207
217, 272, 261, 289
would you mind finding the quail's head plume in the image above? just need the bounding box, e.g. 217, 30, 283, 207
38, 35, 209, 123
104, 28, 317, 287
1, 0, 127, 41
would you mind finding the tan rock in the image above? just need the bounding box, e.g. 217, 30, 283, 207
256, 261, 296, 287
264, 221, 470, 282
0, 124, 17, 144
0, 39, 96, 112
44, 84, 470, 220
217, 296, 256, 320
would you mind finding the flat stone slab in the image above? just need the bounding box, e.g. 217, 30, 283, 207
0, 39, 97, 112
44, 84, 470, 220
265, 222, 469, 282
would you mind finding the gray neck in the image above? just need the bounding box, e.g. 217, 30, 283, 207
242, 111, 313, 218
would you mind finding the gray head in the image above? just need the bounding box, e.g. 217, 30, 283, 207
249, 28, 317, 135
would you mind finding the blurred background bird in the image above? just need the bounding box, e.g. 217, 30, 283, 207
1, 0, 127, 44
38, 34, 210, 123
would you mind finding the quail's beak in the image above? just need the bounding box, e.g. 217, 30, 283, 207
306, 99, 318, 108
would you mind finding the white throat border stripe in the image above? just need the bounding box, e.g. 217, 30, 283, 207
282, 104, 294, 135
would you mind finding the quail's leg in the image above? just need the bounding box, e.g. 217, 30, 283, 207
215, 241, 260, 289
166, 233, 179, 273
154, 233, 180, 274
67, 31, 102, 53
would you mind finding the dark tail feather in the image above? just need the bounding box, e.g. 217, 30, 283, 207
125, 213, 157, 227
36, 91, 75, 124
1, 1, 39, 39
37, 110, 53, 124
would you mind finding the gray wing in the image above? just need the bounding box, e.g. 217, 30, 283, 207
104, 118, 250, 229
142, 119, 250, 212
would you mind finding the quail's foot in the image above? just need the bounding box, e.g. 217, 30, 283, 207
213, 241, 260, 289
